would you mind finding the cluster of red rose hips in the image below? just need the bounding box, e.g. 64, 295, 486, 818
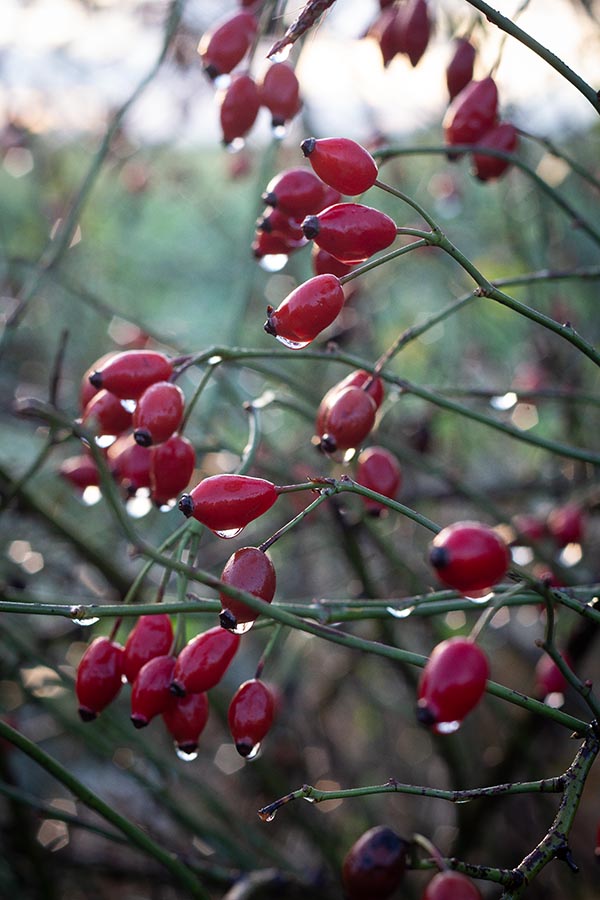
342, 824, 483, 899
366, 0, 433, 70
60, 349, 195, 508
443, 39, 518, 182
198, 3, 302, 146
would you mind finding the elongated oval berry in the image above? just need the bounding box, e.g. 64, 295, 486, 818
302, 203, 397, 264
150, 433, 196, 507
316, 370, 384, 441
81, 389, 132, 438
317, 385, 377, 454
198, 11, 258, 80
355, 446, 402, 515
178, 474, 278, 537
429, 521, 510, 592
534, 651, 571, 701
162, 692, 209, 755
264, 273, 345, 349
219, 547, 277, 633
342, 826, 409, 899
219, 74, 261, 146
446, 38, 476, 100
171, 626, 240, 696
130, 654, 176, 728
443, 77, 498, 148
398, 0, 432, 68
259, 62, 302, 128
228, 678, 275, 757
59, 454, 100, 491
301, 137, 378, 196
471, 122, 517, 181
547, 503, 584, 547
123, 614, 174, 684
422, 870, 483, 899
262, 167, 327, 218
257, 206, 305, 243
80, 352, 118, 411
367, 6, 406, 67
133, 381, 185, 447
107, 434, 152, 496
417, 637, 489, 733
88, 350, 173, 401
76, 636, 124, 722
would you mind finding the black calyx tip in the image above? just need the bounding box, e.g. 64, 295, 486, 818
133, 428, 153, 447
131, 715, 148, 729
235, 739, 253, 758
301, 215, 319, 240
429, 545, 450, 570
78, 706, 98, 723
300, 137, 317, 158
203, 63, 219, 82
261, 190, 277, 208
88, 371, 102, 389
263, 306, 277, 337
219, 608, 238, 631
178, 493, 194, 518
169, 680, 186, 697
319, 434, 337, 455
177, 741, 198, 755
416, 702, 436, 728
256, 214, 272, 233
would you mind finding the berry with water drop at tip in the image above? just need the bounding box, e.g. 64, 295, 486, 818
422, 870, 483, 900
471, 122, 518, 181
443, 77, 498, 150
76, 636, 124, 722
317, 385, 377, 455
429, 520, 511, 592
228, 679, 275, 757
122, 614, 174, 684
170, 626, 240, 696
107, 434, 152, 496
258, 62, 302, 128
133, 381, 185, 447
355, 446, 402, 515
162, 691, 209, 756
130, 655, 177, 728
264, 273, 345, 349
88, 350, 174, 401
342, 825, 409, 899
219, 547, 277, 632
301, 137, 378, 197
302, 203, 397, 265
547, 503, 584, 547
262, 167, 327, 218
81, 389, 133, 438
446, 38, 476, 100
59, 454, 100, 491
197, 10, 258, 80
219, 73, 261, 147
398, 0, 432, 68
150, 433, 196, 507
416, 637, 489, 733
178, 474, 279, 537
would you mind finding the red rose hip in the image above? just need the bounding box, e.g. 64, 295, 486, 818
219, 547, 277, 633
355, 446, 402, 514
88, 350, 173, 401
123, 613, 174, 684
162, 691, 210, 757
317, 385, 377, 454
302, 203, 397, 264
264, 273, 345, 349
133, 381, 185, 447
422, 870, 483, 899
417, 636, 489, 733
178, 474, 278, 537
150, 433, 196, 507
300, 137, 378, 196
130, 654, 177, 728
228, 678, 275, 758
443, 77, 499, 148
342, 825, 409, 899
429, 520, 510, 592
171, 626, 240, 696
76, 636, 124, 722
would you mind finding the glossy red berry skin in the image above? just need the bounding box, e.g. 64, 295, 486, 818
107, 434, 152, 495
81, 389, 133, 438
258, 62, 301, 127
316, 370, 384, 441
257, 207, 305, 244
252, 228, 303, 259
133, 381, 185, 447
429, 521, 511, 592
171, 627, 240, 696
368, 7, 406, 67
355, 446, 402, 514
302, 203, 397, 265
88, 350, 173, 401
59, 454, 100, 491
76, 636, 124, 722
399, 0, 432, 68
311, 246, 354, 278
417, 637, 489, 732
150, 433, 196, 507
301, 137, 378, 197
443, 77, 499, 148
472, 122, 517, 181
446, 38, 476, 100
123, 614, 174, 684
262, 167, 326, 218
162, 691, 209, 754
264, 273, 345, 349
198, 11, 258, 80
130, 655, 176, 728
219, 74, 261, 146
219, 547, 277, 631
342, 826, 409, 900
178, 474, 278, 537
547, 503, 584, 547
228, 679, 275, 757
317, 386, 377, 454
422, 870, 483, 900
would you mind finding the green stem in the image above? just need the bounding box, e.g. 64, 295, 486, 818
0, 719, 209, 899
